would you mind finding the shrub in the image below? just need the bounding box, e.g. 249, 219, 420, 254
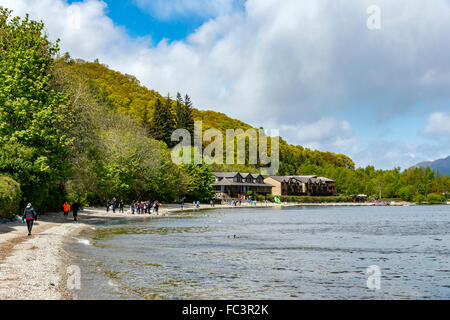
266, 194, 274, 202
426, 193, 446, 204
413, 194, 426, 204
0, 176, 22, 219
278, 195, 352, 203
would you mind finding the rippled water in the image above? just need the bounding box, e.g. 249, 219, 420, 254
67, 205, 450, 300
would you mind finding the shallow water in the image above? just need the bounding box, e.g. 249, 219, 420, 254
67, 205, 450, 300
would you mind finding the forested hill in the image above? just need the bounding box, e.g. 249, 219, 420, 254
63, 59, 254, 133
61, 58, 355, 172
56, 58, 450, 201
57, 55, 449, 200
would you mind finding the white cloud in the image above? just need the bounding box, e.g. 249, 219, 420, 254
132, 0, 239, 20
422, 112, 450, 136
2, 0, 450, 168
0, 0, 137, 60
281, 117, 358, 155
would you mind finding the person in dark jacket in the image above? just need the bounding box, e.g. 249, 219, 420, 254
119, 200, 124, 213
153, 201, 160, 214
22, 203, 38, 236
72, 200, 80, 222
112, 198, 117, 213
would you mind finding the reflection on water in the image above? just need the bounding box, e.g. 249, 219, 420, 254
67, 205, 450, 300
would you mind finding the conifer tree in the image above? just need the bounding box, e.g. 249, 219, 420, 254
175, 92, 185, 130
150, 96, 176, 147
183, 94, 195, 136
174, 93, 195, 139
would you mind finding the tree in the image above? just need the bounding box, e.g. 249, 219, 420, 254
0, 176, 22, 219
184, 163, 215, 202
175, 93, 195, 137
149, 96, 176, 147
0, 8, 72, 210
175, 93, 185, 130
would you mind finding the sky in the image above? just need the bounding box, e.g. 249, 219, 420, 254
1, 0, 450, 169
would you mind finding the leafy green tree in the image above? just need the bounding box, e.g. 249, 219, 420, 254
426, 193, 445, 204
184, 163, 215, 202
0, 8, 72, 210
0, 176, 22, 219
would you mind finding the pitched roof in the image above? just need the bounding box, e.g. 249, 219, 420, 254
240, 173, 263, 179
212, 180, 274, 187
266, 175, 335, 183
214, 172, 240, 178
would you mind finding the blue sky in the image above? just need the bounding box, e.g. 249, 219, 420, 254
67, 0, 209, 42
2, 0, 450, 169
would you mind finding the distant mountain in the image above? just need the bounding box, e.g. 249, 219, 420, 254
412, 156, 450, 176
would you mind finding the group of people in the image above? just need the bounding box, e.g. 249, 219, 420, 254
62, 200, 81, 221
106, 198, 124, 213
230, 198, 257, 207
130, 200, 160, 215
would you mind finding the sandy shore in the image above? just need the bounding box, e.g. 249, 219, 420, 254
0, 200, 426, 300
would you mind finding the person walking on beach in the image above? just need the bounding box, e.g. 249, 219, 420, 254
63, 201, 71, 218
112, 198, 117, 213
131, 201, 136, 214
136, 201, 141, 214
119, 200, 124, 213
150, 201, 153, 213
153, 201, 160, 214
106, 200, 110, 213
22, 203, 37, 236
72, 200, 80, 222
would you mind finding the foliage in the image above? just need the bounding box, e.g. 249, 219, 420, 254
184, 163, 215, 202
175, 93, 195, 136
426, 193, 446, 204
278, 195, 354, 203
52, 60, 189, 205
0, 176, 21, 219
149, 96, 176, 147
414, 194, 426, 204
0, 8, 72, 211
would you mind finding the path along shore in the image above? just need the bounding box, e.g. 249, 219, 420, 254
0, 200, 433, 300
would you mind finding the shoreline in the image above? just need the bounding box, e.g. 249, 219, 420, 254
0, 201, 446, 300
0, 202, 285, 300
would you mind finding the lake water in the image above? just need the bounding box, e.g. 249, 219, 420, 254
67, 205, 450, 300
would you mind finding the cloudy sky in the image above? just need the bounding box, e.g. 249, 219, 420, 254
1, 0, 450, 169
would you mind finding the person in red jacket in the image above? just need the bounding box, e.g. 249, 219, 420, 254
63, 201, 71, 218
22, 203, 38, 236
